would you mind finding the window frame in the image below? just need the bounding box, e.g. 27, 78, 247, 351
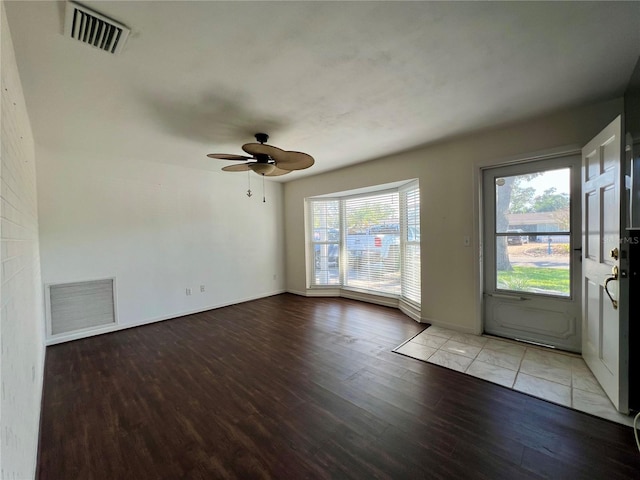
307, 198, 341, 287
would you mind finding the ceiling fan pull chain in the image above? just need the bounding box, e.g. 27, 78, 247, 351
262, 174, 266, 203
246, 171, 252, 197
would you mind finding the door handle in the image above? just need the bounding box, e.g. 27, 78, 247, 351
604, 265, 619, 310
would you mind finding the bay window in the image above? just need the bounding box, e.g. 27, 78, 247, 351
307, 180, 420, 309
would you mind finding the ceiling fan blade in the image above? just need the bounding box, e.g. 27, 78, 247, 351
221, 163, 252, 172
264, 166, 292, 177
207, 153, 252, 160
274, 151, 315, 170
241, 143, 284, 158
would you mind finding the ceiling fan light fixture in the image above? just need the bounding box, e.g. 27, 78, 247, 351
248, 163, 276, 175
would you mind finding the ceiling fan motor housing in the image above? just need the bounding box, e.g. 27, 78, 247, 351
249, 163, 276, 175
255, 133, 269, 144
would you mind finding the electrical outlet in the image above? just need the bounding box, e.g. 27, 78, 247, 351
186, 288, 192, 296
200, 285, 205, 293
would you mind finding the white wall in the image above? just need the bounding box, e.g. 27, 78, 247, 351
37, 149, 286, 343
1, 2, 45, 477
284, 99, 623, 333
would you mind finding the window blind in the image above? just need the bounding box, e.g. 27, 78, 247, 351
400, 182, 421, 305
343, 192, 400, 295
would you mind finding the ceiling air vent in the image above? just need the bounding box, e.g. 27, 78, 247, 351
64, 1, 130, 55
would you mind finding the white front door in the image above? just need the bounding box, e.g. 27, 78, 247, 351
483, 155, 582, 351
581, 115, 629, 413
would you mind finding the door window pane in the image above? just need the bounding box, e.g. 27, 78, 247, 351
494, 168, 571, 297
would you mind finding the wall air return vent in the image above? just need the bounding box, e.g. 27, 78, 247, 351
47, 278, 117, 336
64, 1, 130, 55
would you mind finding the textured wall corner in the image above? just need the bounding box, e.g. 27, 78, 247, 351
1, 2, 45, 478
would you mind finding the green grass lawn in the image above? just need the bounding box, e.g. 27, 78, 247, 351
497, 266, 570, 295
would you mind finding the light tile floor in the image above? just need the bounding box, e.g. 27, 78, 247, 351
394, 326, 634, 426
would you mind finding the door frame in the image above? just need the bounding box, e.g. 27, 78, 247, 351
471, 145, 583, 335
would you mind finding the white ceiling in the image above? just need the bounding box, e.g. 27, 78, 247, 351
5, 1, 640, 181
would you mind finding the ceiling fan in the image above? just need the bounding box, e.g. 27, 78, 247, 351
207, 133, 314, 176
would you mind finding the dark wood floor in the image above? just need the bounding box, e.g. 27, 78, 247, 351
37, 294, 640, 479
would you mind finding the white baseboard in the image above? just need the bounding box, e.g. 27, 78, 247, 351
399, 300, 422, 323
286, 289, 308, 297
306, 288, 342, 297
339, 289, 399, 308
421, 317, 479, 335
294, 287, 425, 323
45, 289, 286, 345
